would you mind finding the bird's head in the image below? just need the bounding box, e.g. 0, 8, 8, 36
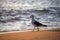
30, 15, 34, 18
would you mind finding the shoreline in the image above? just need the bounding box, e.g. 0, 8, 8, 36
0, 29, 60, 34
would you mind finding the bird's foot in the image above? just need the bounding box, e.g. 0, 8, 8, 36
32, 30, 35, 32
37, 29, 39, 31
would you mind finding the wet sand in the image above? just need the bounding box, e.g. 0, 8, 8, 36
0, 30, 60, 40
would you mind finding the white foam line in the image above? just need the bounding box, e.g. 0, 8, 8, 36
0, 29, 52, 34
0, 28, 58, 34
0, 30, 32, 34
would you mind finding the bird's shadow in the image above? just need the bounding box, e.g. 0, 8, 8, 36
47, 30, 60, 32
31, 30, 60, 32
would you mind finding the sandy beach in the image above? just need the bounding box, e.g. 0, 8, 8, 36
0, 29, 60, 40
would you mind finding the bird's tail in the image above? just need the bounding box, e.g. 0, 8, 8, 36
43, 25, 47, 27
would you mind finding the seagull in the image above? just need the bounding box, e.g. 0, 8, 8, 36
30, 15, 47, 31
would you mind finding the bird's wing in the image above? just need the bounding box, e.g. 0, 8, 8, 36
34, 20, 43, 25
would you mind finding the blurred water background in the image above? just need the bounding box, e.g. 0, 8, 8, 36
0, 0, 60, 32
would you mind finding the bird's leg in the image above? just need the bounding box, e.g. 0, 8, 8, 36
33, 27, 35, 31
37, 27, 39, 31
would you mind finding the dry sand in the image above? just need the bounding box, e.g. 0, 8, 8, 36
0, 30, 60, 40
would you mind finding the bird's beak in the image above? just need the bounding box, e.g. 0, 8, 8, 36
27, 17, 30, 19
30, 16, 32, 18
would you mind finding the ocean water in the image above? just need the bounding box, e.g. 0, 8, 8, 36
0, 0, 60, 32
0, 7, 60, 32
